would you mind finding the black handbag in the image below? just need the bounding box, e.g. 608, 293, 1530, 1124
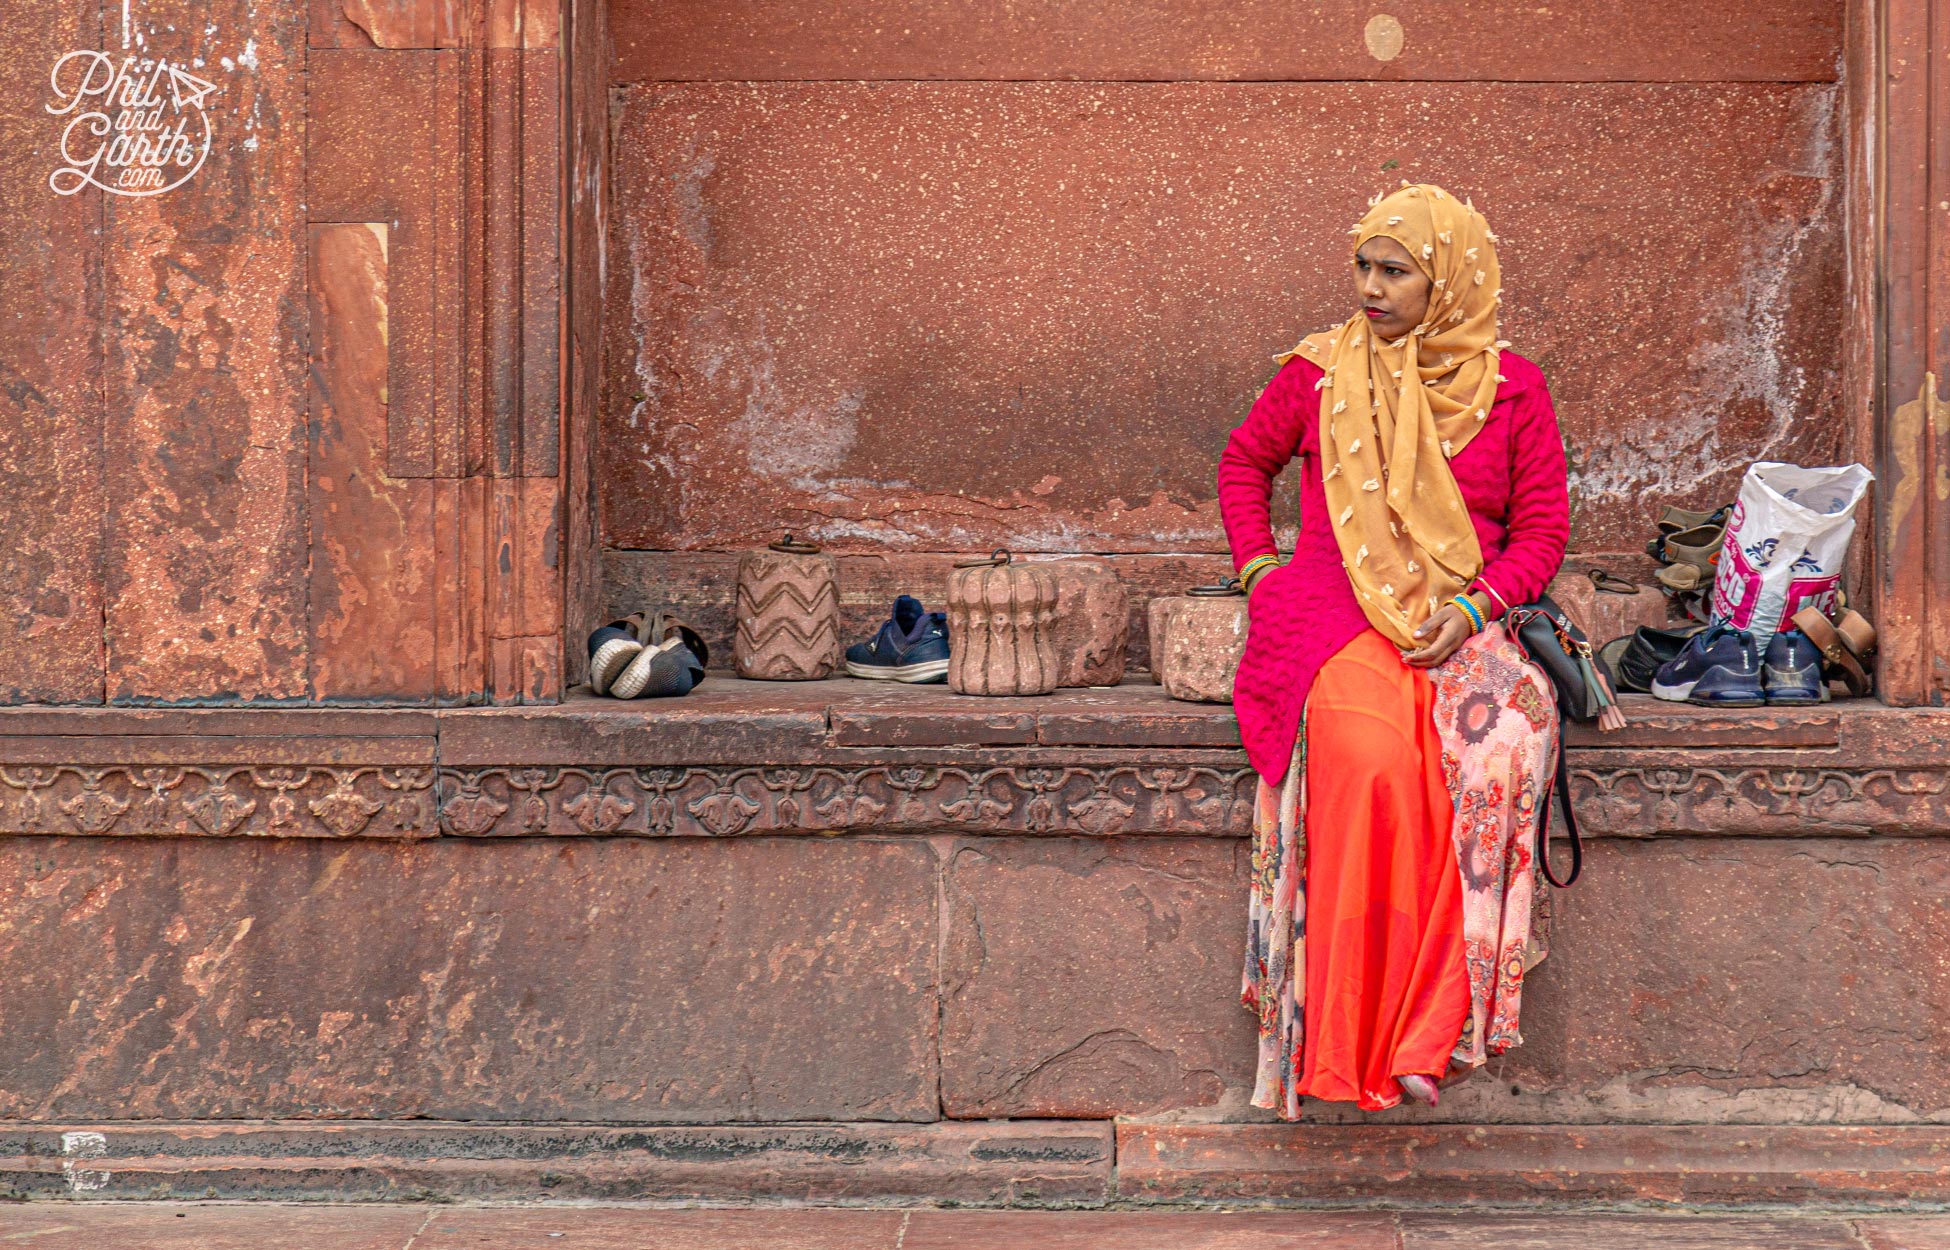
1499, 593, 1617, 887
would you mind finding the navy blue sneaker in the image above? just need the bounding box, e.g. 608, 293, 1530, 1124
1651, 624, 1764, 706
846, 595, 950, 683
1762, 627, 1829, 705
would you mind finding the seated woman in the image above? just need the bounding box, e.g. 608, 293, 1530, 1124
1223, 183, 1569, 1116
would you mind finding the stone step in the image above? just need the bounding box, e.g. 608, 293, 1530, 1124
0, 1203, 1942, 1250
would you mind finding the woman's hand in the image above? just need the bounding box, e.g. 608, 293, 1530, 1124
1403, 604, 1473, 668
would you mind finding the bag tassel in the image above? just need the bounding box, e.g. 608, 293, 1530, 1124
1576, 650, 1628, 732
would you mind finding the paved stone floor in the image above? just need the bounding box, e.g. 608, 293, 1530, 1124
0, 1205, 1946, 1249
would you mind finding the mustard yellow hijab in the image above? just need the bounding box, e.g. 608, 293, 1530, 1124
1277, 182, 1511, 649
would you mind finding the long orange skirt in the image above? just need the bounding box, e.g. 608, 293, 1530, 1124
1295, 629, 1470, 1109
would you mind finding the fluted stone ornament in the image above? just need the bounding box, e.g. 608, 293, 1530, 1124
1153, 580, 1249, 704
946, 549, 1060, 696
734, 535, 841, 681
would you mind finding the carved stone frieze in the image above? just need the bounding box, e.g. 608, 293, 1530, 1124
0, 766, 436, 838
1, 758, 1947, 839
1569, 766, 1950, 836
433, 765, 1259, 838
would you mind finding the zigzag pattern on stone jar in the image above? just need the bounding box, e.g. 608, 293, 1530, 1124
734, 547, 842, 680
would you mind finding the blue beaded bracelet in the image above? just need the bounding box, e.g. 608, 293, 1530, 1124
1449, 594, 1486, 633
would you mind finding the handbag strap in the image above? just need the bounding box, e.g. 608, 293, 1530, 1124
1536, 733, 1583, 887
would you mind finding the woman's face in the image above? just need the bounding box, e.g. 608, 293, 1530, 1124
1353, 235, 1432, 342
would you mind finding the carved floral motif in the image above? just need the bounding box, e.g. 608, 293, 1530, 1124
432, 764, 1256, 838
0, 766, 435, 839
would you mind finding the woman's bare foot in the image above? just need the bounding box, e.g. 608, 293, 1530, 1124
1437, 1059, 1479, 1090
1398, 1073, 1440, 1105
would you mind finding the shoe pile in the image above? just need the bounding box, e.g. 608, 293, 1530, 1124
586, 612, 708, 699
585, 596, 960, 694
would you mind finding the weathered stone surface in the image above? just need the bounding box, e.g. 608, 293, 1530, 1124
1, 692, 1941, 839
1396, 1212, 1867, 1249
0, 1204, 428, 1250
612, 0, 1840, 84
1116, 1124, 1950, 1205
0, 1121, 1112, 1204
1155, 595, 1247, 704
307, 49, 473, 481
1277, 838, 1950, 1124
924, 835, 1950, 1122
307, 46, 563, 706
435, 698, 834, 765
941, 838, 1256, 1117
419, 1209, 909, 1248
1545, 567, 1676, 650
1480, 838, 1950, 1120
1563, 696, 1838, 749
0, 707, 439, 737
311, 0, 561, 50
0, 0, 104, 704
307, 223, 444, 700
604, 82, 1841, 557
1038, 706, 1240, 748
0, 837, 937, 1120
831, 709, 1039, 747
1859, 1219, 1950, 1250
903, 1210, 1402, 1249
1147, 596, 1172, 684
0, 1204, 1911, 1245
1050, 560, 1129, 687
103, 0, 311, 702
564, 0, 610, 684
324, 0, 468, 49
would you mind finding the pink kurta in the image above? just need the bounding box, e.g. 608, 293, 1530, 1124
1216, 350, 1571, 787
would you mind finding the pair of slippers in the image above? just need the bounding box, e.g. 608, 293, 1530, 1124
1645, 503, 1732, 595
587, 612, 708, 699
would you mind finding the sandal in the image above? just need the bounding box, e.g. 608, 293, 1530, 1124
1644, 504, 1732, 561
1791, 604, 1875, 698
1658, 521, 1728, 575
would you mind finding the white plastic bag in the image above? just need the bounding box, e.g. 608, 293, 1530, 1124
1710, 461, 1873, 649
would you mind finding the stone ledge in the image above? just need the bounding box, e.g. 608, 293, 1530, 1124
0, 1121, 1112, 1205
0, 684, 1892, 759
1115, 1123, 1950, 1207
0, 685, 1940, 838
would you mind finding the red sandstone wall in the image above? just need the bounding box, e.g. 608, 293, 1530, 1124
0, 0, 570, 706
601, 1, 1847, 564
